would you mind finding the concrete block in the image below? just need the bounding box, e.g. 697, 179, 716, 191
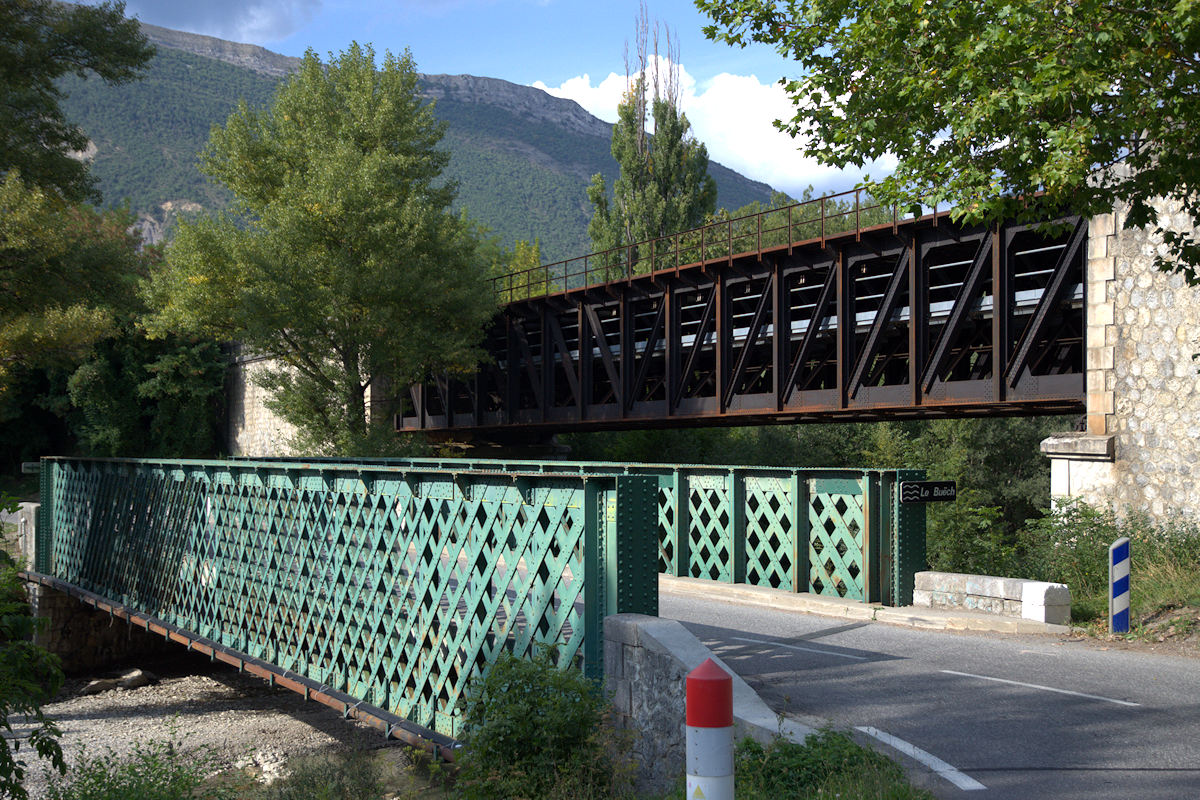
1022, 602, 1072, 626
963, 575, 993, 598
964, 594, 1005, 615
1087, 278, 1112, 303
604, 613, 645, 647
1086, 412, 1109, 436
914, 571, 968, 594
1090, 301, 1114, 326
623, 644, 640, 684
17, 503, 38, 568
610, 678, 632, 715
999, 578, 1025, 601
929, 590, 963, 609
1021, 581, 1071, 607
911, 589, 933, 607
1039, 433, 1116, 460
1087, 236, 1108, 260
1087, 345, 1115, 371
1089, 256, 1113, 284
1089, 213, 1115, 239
604, 641, 624, 681
1088, 391, 1115, 414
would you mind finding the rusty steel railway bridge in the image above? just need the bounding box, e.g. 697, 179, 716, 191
399, 191, 1087, 436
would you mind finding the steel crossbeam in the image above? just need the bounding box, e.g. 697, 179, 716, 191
400, 211, 1084, 434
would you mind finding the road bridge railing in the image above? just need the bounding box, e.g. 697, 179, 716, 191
230, 456, 928, 606
34, 456, 658, 738
493, 187, 906, 302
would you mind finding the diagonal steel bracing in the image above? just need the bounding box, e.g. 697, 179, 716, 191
401, 208, 1085, 434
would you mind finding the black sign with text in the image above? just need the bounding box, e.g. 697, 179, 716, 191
899, 480, 957, 504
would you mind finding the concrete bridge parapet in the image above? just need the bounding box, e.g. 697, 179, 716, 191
1043, 203, 1200, 520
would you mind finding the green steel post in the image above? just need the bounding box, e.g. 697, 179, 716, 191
730, 470, 746, 584
583, 478, 608, 680
790, 472, 809, 593
611, 475, 658, 617
863, 473, 877, 603
879, 471, 896, 605
893, 469, 927, 606
672, 471, 689, 578
36, 458, 53, 574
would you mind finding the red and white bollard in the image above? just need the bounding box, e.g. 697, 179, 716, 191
686, 658, 734, 800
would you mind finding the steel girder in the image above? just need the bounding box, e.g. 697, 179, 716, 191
399, 213, 1085, 434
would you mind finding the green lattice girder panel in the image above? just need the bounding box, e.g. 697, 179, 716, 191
743, 475, 799, 591
41, 458, 657, 738
808, 478, 866, 601
227, 457, 928, 605
685, 473, 735, 582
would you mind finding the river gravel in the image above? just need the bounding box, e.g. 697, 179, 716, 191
18, 652, 394, 798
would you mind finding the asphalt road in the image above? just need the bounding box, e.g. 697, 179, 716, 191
660, 592, 1200, 799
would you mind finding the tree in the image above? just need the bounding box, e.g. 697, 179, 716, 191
697, 0, 1200, 280
145, 44, 497, 452
0, 175, 144, 384
0, 0, 153, 202
587, 8, 716, 255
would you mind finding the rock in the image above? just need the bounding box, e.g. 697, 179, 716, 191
80, 679, 119, 696
117, 668, 158, 689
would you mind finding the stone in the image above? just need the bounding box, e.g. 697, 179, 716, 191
118, 668, 158, 689
80, 678, 119, 695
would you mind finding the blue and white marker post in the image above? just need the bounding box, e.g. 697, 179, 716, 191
1109, 536, 1131, 634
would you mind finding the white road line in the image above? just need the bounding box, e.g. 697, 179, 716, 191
730, 635, 868, 660
855, 726, 987, 792
940, 669, 1141, 707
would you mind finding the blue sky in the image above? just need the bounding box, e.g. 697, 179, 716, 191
96, 0, 892, 198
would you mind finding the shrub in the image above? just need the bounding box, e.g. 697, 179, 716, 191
1021, 498, 1200, 623
0, 494, 65, 800
1021, 498, 1122, 595
454, 648, 623, 800
43, 738, 233, 800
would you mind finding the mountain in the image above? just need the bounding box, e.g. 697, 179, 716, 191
59, 24, 777, 262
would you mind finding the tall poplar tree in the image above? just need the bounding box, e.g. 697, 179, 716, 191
146, 44, 496, 452
587, 8, 716, 254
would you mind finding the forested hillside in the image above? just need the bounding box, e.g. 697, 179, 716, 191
58, 28, 775, 261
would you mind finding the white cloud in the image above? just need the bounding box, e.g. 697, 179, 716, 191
534, 61, 896, 200
121, 0, 320, 44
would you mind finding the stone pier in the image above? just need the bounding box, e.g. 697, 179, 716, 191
1042, 203, 1200, 520
18, 504, 171, 672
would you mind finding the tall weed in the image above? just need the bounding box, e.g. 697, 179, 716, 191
1021, 498, 1200, 622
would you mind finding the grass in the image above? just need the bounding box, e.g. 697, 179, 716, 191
1026, 499, 1200, 640
727, 729, 935, 800
37, 727, 931, 800
42, 744, 451, 800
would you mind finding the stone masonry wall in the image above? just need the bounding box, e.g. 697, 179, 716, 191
604, 615, 688, 798
19, 504, 172, 672
226, 355, 298, 457
1076, 202, 1200, 518
27, 582, 174, 673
